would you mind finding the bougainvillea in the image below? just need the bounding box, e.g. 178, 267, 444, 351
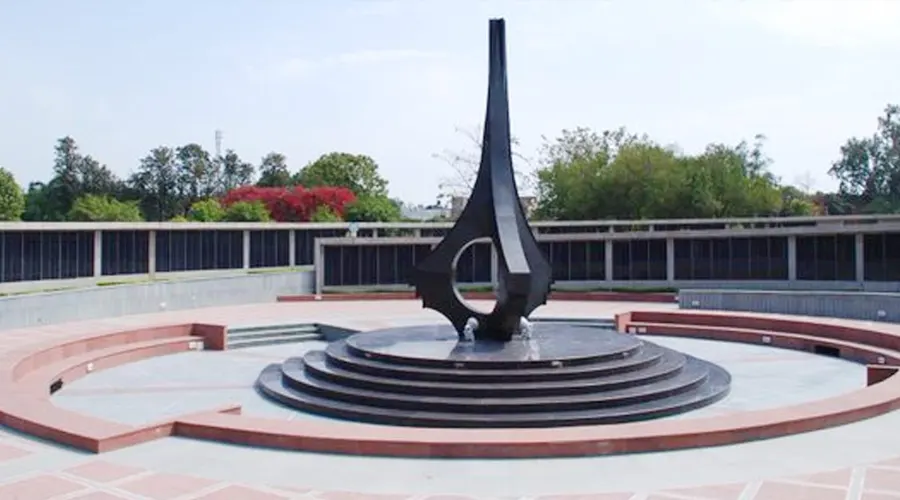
221, 186, 356, 222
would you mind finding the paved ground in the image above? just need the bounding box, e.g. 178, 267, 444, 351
2, 300, 900, 499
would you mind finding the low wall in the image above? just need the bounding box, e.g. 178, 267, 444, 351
0, 271, 314, 331
679, 289, 900, 323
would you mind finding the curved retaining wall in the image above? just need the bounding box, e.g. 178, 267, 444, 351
679, 289, 900, 323
0, 271, 314, 331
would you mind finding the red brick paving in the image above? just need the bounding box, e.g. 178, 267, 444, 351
0, 442, 31, 462
69, 492, 133, 500
0, 475, 86, 499
116, 471, 217, 499
314, 492, 413, 500
192, 484, 290, 499
783, 468, 854, 488
661, 482, 747, 499
754, 481, 847, 500
64, 461, 145, 483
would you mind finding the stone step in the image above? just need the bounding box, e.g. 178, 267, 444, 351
228, 324, 319, 337
278, 356, 711, 414
294, 349, 686, 398
323, 340, 666, 382
228, 332, 324, 350
256, 363, 731, 428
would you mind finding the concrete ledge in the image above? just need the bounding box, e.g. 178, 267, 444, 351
679, 289, 900, 322
0, 271, 314, 331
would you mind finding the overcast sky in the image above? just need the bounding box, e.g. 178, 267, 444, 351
2, 0, 898, 205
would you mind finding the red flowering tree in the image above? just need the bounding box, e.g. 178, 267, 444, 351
221, 186, 356, 222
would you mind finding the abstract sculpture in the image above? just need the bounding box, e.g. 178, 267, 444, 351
409, 19, 553, 342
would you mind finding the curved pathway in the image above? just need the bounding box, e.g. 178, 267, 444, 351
0, 300, 899, 499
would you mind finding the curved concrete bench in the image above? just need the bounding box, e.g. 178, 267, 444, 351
0, 323, 230, 452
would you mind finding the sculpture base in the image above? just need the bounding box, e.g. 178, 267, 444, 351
256, 323, 731, 428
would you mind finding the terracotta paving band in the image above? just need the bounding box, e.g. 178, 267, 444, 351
277, 290, 677, 303
1, 304, 899, 459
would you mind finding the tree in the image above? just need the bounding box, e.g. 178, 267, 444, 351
218, 149, 255, 192
45, 136, 125, 219
829, 104, 900, 213
433, 125, 532, 204
533, 126, 789, 220
344, 195, 402, 222
257, 152, 292, 187
176, 143, 218, 202
187, 198, 226, 222
0, 168, 25, 221
222, 185, 356, 222
309, 205, 342, 222
131, 147, 182, 221
223, 200, 271, 222
68, 194, 143, 222
296, 152, 388, 198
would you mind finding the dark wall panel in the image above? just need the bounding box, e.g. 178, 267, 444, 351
674, 237, 788, 280
0, 231, 95, 283
155, 230, 242, 273
249, 230, 290, 269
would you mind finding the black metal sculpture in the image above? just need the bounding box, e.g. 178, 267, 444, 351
409, 19, 553, 342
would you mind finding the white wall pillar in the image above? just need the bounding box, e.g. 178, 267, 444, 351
604, 240, 614, 282
787, 235, 797, 281
288, 230, 297, 267
242, 230, 251, 270
666, 237, 675, 283
148, 230, 157, 279
92, 230, 103, 277
855, 233, 865, 283
314, 240, 325, 296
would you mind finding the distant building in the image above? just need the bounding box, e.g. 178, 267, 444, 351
450, 196, 536, 219
401, 204, 451, 221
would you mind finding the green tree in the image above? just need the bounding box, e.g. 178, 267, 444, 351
296, 152, 389, 197
223, 200, 271, 222
257, 152, 292, 187
0, 168, 25, 221
829, 104, 900, 213
130, 146, 183, 221
309, 205, 342, 222
533, 127, 787, 220
187, 198, 225, 222
176, 143, 218, 202
68, 194, 143, 222
218, 150, 255, 192
344, 195, 402, 222
42, 136, 125, 219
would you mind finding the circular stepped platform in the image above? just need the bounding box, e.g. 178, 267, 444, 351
256, 323, 731, 427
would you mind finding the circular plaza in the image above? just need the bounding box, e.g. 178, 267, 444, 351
1, 292, 900, 499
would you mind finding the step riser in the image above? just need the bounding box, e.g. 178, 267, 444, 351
228, 324, 319, 334
229, 336, 324, 349
344, 341, 642, 370
325, 342, 666, 382
281, 365, 710, 414
297, 358, 687, 398
229, 330, 319, 340
256, 371, 731, 428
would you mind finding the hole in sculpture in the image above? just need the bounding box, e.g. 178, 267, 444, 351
452, 239, 497, 315
814, 345, 841, 358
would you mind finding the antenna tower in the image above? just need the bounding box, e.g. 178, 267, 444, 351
214, 130, 223, 158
